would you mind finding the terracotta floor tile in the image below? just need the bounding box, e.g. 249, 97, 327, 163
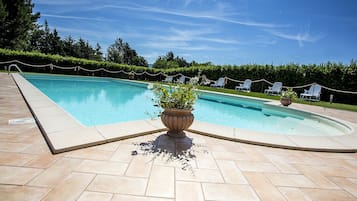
236, 161, 280, 173
315, 165, 357, 178
216, 160, 248, 184
75, 159, 128, 176
265, 154, 300, 174
0, 142, 30, 152
65, 148, 113, 161
125, 155, 153, 178
202, 183, 260, 201
146, 165, 175, 198
265, 173, 317, 188
278, 187, 312, 201
42, 172, 95, 201
330, 177, 357, 197
176, 167, 224, 183
239, 146, 270, 162
0, 184, 49, 201
87, 175, 147, 195
110, 144, 135, 163
320, 158, 357, 173
176, 181, 204, 201
278, 155, 326, 166
312, 152, 357, 160
77, 191, 113, 201
0, 165, 42, 185
112, 194, 173, 201
0, 152, 37, 166
301, 188, 356, 201
244, 172, 287, 201
294, 165, 339, 189
21, 142, 52, 155
212, 151, 250, 161
24, 153, 61, 168
28, 157, 83, 187
196, 158, 218, 169
0, 132, 34, 143
94, 141, 120, 151
218, 141, 244, 153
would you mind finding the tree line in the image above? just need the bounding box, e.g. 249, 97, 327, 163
0, 0, 209, 68
152, 51, 212, 68
0, 0, 149, 66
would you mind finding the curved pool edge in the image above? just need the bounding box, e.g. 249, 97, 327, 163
188, 120, 357, 153
12, 73, 357, 153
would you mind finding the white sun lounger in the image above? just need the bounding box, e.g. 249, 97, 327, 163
176, 75, 186, 84
210, 77, 225, 88
264, 82, 283, 95
300, 84, 321, 101
235, 79, 252, 92
163, 76, 173, 83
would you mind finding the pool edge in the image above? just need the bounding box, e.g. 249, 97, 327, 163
12, 73, 357, 153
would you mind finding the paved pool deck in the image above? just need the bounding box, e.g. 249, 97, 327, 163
1, 72, 357, 201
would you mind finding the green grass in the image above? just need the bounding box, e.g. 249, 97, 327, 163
196, 86, 357, 112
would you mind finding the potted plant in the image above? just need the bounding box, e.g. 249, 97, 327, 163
280, 88, 297, 106
153, 83, 197, 138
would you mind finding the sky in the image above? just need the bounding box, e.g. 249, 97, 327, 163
32, 0, 357, 65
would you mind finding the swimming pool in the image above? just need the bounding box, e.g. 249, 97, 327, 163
24, 74, 351, 136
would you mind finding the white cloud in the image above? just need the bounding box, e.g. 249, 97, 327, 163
41, 14, 114, 22
93, 3, 285, 28
183, 0, 194, 7
156, 28, 241, 45
266, 29, 322, 47
34, 0, 89, 6
144, 16, 206, 27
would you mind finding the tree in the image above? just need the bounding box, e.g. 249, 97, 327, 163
62, 36, 75, 57
166, 51, 174, 61
26, 23, 45, 52
106, 37, 148, 66
152, 51, 190, 68
107, 38, 124, 63
49, 29, 63, 55
40, 20, 51, 53
0, 0, 40, 50
92, 43, 103, 61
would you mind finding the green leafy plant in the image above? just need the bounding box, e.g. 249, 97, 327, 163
153, 83, 197, 110
281, 88, 297, 100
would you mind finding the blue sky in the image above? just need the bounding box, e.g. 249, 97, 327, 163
33, 0, 357, 65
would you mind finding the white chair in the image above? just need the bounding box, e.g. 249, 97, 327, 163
210, 77, 225, 88
162, 76, 173, 83
176, 75, 186, 84
200, 75, 211, 86
264, 82, 283, 95
235, 79, 252, 92
300, 84, 321, 101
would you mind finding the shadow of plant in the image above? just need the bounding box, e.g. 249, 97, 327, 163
132, 133, 206, 171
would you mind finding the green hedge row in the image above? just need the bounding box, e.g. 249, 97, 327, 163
1, 48, 356, 104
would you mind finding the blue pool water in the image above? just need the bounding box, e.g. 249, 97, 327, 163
24, 74, 350, 136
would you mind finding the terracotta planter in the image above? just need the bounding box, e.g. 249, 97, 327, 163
160, 108, 194, 138
280, 97, 292, 106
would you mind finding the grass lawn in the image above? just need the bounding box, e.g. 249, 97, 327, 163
196, 86, 357, 112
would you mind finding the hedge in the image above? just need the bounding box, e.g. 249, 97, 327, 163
1, 48, 356, 104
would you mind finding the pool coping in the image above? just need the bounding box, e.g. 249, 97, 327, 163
12, 73, 357, 153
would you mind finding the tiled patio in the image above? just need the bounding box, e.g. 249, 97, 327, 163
1, 72, 357, 201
